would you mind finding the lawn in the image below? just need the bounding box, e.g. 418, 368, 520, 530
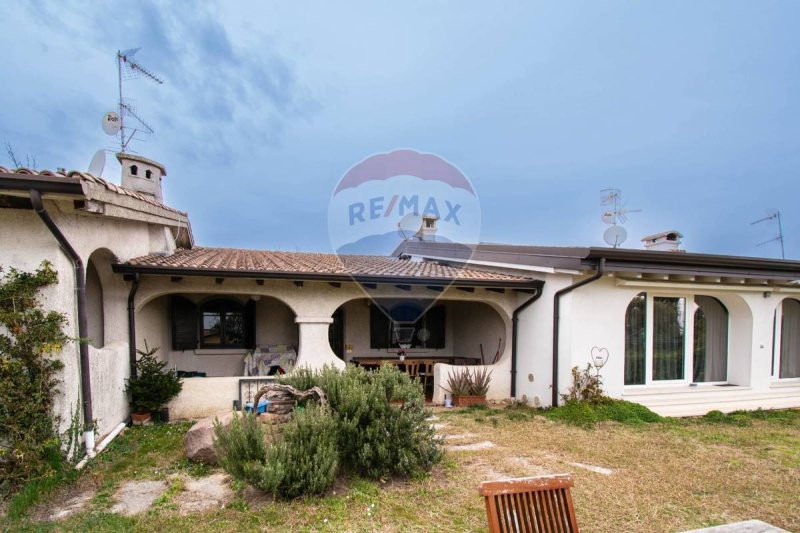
2, 406, 799, 532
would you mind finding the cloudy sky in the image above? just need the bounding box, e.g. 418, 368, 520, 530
2, 1, 799, 258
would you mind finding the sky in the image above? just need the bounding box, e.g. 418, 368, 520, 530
2, 1, 799, 258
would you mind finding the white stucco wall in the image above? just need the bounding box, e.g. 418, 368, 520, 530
0, 200, 177, 440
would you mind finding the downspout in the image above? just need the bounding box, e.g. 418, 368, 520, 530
30, 189, 95, 454
552, 257, 606, 407
510, 288, 543, 398
127, 273, 140, 378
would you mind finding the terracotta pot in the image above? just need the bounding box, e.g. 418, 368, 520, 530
452, 395, 486, 407
131, 411, 152, 425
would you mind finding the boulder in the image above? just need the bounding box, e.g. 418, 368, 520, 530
185, 411, 238, 464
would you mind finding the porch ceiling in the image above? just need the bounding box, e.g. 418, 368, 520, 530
113, 247, 543, 289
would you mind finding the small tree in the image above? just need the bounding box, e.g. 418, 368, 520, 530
125, 342, 183, 414
0, 261, 69, 494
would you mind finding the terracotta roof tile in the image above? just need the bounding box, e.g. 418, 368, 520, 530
123, 247, 535, 285
0, 166, 186, 216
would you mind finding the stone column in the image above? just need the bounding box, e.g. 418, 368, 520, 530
294, 316, 345, 370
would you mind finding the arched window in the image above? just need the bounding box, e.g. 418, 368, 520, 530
778, 298, 800, 378
624, 292, 646, 385
693, 296, 728, 382
130, 164, 138, 176
200, 299, 245, 348
145, 169, 152, 179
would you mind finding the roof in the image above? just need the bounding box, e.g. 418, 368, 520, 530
0, 166, 185, 215
114, 247, 540, 287
398, 240, 800, 282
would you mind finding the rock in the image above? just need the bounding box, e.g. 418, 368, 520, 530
258, 412, 292, 425
110, 480, 168, 516
185, 411, 238, 464
175, 473, 233, 515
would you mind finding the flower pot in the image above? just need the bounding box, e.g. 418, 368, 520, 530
452, 395, 486, 407
131, 411, 152, 425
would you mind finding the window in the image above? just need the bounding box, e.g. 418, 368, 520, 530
693, 296, 728, 382
145, 169, 153, 179
624, 293, 728, 386
778, 298, 800, 378
201, 299, 245, 348
170, 296, 255, 350
130, 164, 138, 176
653, 297, 686, 381
624, 293, 646, 385
369, 302, 445, 350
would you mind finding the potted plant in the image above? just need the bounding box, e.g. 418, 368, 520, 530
125, 342, 183, 425
446, 367, 492, 407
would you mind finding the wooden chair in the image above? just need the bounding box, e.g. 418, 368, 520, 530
417, 359, 434, 394
479, 475, 579, 533
404, 361, 419, 378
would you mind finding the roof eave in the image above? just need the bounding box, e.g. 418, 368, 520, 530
111, 263, 543, 289
0, 173, 85, 196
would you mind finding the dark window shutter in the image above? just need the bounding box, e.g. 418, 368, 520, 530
171, 296, 198, 350
423, 305, 446, 349
245, 299, 257, 349
370, 304, 391, 349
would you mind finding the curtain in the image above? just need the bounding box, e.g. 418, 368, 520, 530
693, 296, 728, 382
780, 299, 800, 378
653, 297, 685, 381
624, 293, 646, 385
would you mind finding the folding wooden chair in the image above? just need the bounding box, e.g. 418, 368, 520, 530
479, 475, 579, 533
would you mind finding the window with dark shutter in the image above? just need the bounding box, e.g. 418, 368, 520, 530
420, 305, 445, 349
368, 302, 446, 350
171, 295, 198, 350
199, 298, 247, 348
369, 304, 391, 349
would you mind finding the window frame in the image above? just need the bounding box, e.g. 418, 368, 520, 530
199, 298, 247, 349
772, 297, 800, 382
625, 291, 730, 388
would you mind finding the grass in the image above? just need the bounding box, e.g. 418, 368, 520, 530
2, 406, 799, 532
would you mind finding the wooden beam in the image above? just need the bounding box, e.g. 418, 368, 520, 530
329, 282, 342, 288
123, 274, 136, 282
256, 279, 264, 286
215, 277, 224, 285
170, 276, 183, 283
457, 286, 475, 293
395, 284, 411, 291
514, 288, 538, 294
294, 280, 304, 288
363, 283, 377, 290
485, 288, 505, 294
426, 285, 444, 292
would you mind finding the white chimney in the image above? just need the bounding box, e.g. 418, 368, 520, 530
642, 230, 683, 252
416, 215, 438, 242
116, 152, 166, 202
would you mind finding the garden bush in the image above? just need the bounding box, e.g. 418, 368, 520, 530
280, 364, 442, 479
214, 405, 338, 499
0, 262, 72, 496
546, 399, 663, 428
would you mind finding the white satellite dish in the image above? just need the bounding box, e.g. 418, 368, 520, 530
102, 112, 121, 136
604, 225, 627, 247
87, 150, 106, 176
601, 211, 616, 225
397, 213, 423, 240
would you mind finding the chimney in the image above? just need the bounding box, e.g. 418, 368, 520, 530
416, 215, 438, 242
116, 152, 166, 202
642, 230, 684, 252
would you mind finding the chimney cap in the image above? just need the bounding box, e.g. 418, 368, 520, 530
641, 230, 683, 243
116, 152, 167, 176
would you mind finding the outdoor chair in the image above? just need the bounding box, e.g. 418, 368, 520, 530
417, 359, 434, 395
479, 474, 579, 533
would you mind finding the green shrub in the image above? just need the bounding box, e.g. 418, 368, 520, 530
561, 364, 605, 404
280, 364, 442, 479
125, 342, 183, 413
214, 406, 338, 499
444, 367, 493, 396
546, 399, 662, 428
0, 261, 70, 496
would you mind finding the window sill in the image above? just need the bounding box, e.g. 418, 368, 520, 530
623, 383, 751, 396
193, 349, 248, 356
769, 379, 800, 389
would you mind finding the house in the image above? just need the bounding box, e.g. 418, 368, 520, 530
2, 154, 799, 454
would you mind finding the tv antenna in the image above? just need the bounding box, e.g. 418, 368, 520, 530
751, 209, 785, 259
116, 48, 163, 153
600, 188, 640, 248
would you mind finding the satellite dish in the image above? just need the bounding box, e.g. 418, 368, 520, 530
87, 150, 106, 176
101, 112, 121, 136
397, 213, 423, 240
601, 211, 616, 225
604, 226, 627, 247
